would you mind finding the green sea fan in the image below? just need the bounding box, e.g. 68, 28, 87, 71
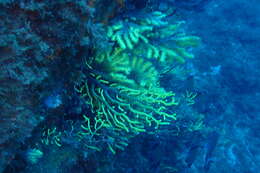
76, 49, 178, 135
75, 10, 200, 153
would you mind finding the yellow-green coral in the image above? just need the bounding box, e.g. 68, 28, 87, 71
107, 21, 152, 49
41, 127, 62, 147
107, 12, 200, 64
75, 10, 200, 153
183, 91, 198, 106
76, 46, 179, 133
76, 113, 131, 153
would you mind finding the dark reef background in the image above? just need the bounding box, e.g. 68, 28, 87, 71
0, 0, 259, 173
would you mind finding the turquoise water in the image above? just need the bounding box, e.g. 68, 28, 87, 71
0, 0, 259, 172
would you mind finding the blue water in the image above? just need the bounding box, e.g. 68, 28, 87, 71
0, 0, 259, 172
